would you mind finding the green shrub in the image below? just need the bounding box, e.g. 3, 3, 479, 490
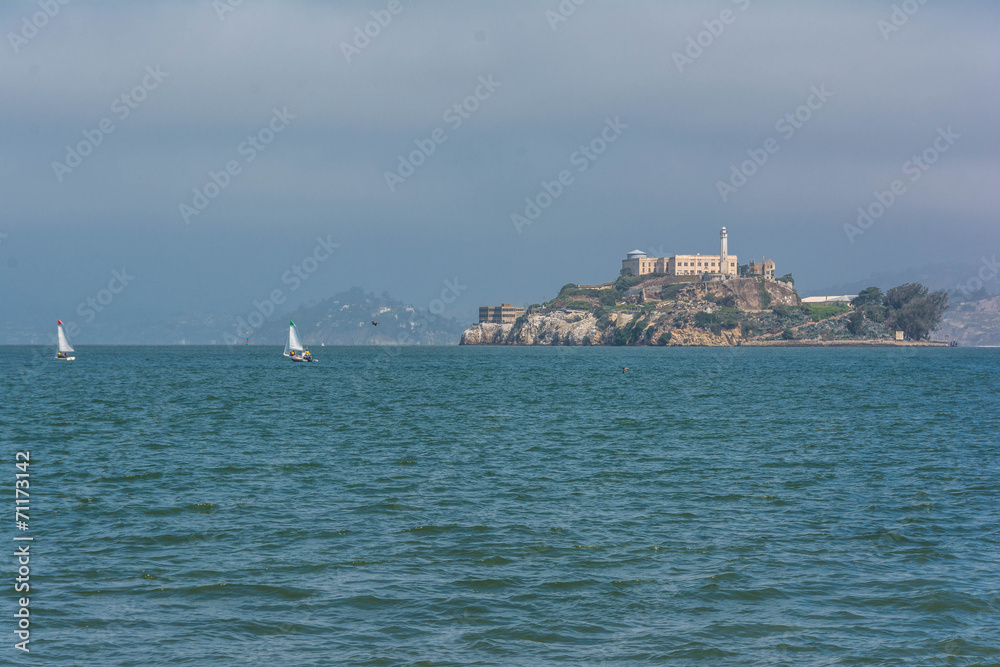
778, 273, 795, 285
658, 332, 672, 346
694, 311, 714, 328
846, 310, 864, 335
565, 300, 591, 310
801, 302, 849, 321
630, 319, 648, 344
705, 292, 717, 303
758, 279, 772, 309
781, 327, 795, 340
717, 294, 736, 308
614, 275, 639, 293
772, 304, 793, 318
694, 309, 738, 330
660, 284, 684, 301
598, 290, 618, 307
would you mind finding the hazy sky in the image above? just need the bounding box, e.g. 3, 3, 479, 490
2, 0, 998, 333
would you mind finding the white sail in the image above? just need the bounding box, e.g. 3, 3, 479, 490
57, 321, 74, 353
284, 321, 304, 356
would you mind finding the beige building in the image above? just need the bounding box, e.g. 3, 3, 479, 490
621, 227, 739, 278
748, 258, 776, 279
479, 303, 525, 324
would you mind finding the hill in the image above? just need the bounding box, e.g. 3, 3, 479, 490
258, 287, 466, 346
935, 295, 1000, 347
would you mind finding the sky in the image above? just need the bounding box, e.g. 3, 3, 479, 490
1, 0, 998, 338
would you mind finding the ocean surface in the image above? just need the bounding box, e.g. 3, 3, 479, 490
2, 345, 999, 665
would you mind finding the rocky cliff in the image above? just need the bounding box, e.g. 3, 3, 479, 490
461, 277, 801, 346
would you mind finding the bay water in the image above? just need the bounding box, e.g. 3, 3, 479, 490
1, 346, 998, 664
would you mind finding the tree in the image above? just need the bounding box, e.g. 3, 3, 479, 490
778, 273, 795, 285
846, 309, 864, 335
614, 274, 639, 293
885, 283, 926, 311
885, 283, 949, 340
852, 286, 884, 308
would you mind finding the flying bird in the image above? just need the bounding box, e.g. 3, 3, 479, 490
371, 321, 379, 326
622, 367, 630, 374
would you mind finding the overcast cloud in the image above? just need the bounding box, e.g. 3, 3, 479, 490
1, 0, 998, 336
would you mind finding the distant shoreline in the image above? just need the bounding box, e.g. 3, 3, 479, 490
740, 340, 951, 348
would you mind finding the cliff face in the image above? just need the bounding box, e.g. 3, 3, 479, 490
461, 278, 801, 346
461, 312, 604, 346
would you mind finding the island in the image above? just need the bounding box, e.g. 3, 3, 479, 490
462, 229, 951, 347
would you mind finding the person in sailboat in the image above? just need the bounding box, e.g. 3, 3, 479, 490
302, 350, 312, 362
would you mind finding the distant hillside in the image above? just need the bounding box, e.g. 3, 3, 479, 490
936, 295, 1000, 347
0, 288, 466, 345
812, 261, 987, 297
258, 287, 466, 346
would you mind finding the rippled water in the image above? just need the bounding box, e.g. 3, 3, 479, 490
2, 345, 999, 664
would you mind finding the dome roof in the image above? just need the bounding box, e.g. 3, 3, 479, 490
626, 249, 647, 259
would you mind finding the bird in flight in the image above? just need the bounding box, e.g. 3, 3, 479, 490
371, 321, 379, 326
622, 367, 630, 374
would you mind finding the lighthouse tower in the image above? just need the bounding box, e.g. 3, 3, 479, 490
720, 227, 729, 276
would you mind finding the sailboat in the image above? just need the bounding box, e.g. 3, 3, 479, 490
283, 320, 316, 362
55, 320, 75, 360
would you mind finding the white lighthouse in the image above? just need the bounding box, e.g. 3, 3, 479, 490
720, 227, 729, 276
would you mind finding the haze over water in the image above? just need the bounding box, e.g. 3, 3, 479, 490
4, 346, 998, 664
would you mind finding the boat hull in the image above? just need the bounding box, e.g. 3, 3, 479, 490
55, 356, 75, 361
